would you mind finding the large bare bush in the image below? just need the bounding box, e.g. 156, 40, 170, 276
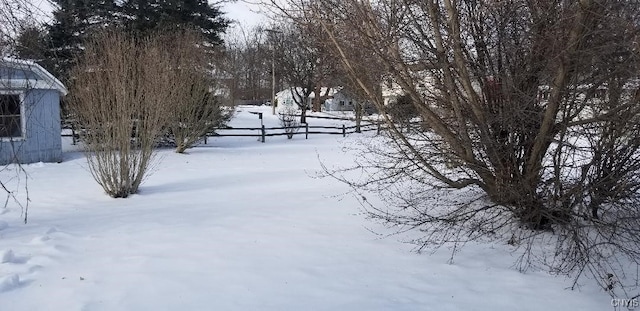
70, 30, 233, 195
159, 30, 231, 153
68, 31, 173, 198
276, 0, 640, 295
169, 81, 231, 153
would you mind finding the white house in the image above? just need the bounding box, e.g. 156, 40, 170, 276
381, 73, 437, 106
275, 87, 359, 112
321, 87, 357, 112
275, 87, 312, 111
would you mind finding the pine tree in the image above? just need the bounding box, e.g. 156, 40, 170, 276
120, 0, 161, 36
46, 0, 229, 79
120, 0, 229, 46
176, 0, 229, 46
47, 0, 117, 79
14, 25, 48, 61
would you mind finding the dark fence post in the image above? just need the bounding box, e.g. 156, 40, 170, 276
342, 124, 346, 137
261, 125, 266, 143
204, 134, 208, 145
377, 122, 381, 135
71, 123, 77, 145
305, 123, 309, 139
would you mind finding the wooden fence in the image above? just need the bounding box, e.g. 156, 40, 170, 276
62, 117, 383, 145
205, 122, 381, 144
61, 122, 80, 145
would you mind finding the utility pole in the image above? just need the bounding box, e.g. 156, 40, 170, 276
272, 45, 276, 115
265, 28, 282, 115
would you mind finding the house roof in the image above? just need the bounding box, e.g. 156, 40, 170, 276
0, 57, 68, 95
276, 87, 344, 99
311, 87, 343, 98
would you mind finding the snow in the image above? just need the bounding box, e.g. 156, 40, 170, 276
0, 106, 614, 310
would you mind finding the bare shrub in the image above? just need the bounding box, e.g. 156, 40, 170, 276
278, 106, 300, 139
158, 30, 232, 153
68, 31, 172, 198
168, 89, 232, 153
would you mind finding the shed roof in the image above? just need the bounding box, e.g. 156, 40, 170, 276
0, 57, 68, 95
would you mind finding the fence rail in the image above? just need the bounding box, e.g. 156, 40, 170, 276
207, 122, 381, 143
62, 119, 383, 145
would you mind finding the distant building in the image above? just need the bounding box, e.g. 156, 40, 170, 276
275, 87, 312, 111
275, 87, 359, 112
320, 88, 355, 112
0, 58, 67, 164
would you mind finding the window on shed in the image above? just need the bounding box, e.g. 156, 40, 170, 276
0, 94, 22, 137
539, 90, 550, 101
594, 89, 607, 100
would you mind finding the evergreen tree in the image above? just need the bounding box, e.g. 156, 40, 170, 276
46, 0, 229, 79
47, 0, 117, 79
14, 25, 48, 62
120, 0, 229, 46
120, 0, 161, 36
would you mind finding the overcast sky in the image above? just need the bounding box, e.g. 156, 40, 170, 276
222, 1, 270, 30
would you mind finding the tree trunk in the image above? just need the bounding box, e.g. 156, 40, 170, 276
355, 102, 362, 133
300, 108, 307, 124
312, 86, 322, 112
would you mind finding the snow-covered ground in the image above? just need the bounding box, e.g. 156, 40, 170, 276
0, 106, 613, 310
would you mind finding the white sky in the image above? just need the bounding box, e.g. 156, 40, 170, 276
222, 1, 270, 31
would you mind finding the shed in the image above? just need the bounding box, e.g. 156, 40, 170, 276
0, 58, 67, 164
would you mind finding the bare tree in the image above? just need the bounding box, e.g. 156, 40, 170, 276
68, 30, 173, 198
0, 0, 33, 51
276, 0, 640, 294
267, 16, 341, 123
221, 26, 273, 104
269, 23, 314, 123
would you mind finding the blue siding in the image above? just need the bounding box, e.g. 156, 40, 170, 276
0, 89, 62, 164
0, 65, 39, 80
